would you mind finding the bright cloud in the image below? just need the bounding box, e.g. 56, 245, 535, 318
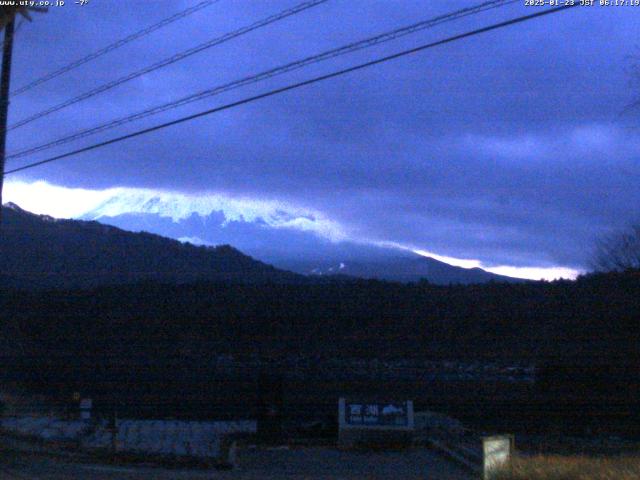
413, 249, 580, 281
485, 265, 581, 281
569, 124, 618, 152
178, 236, 213, 246
466, 134, 547, 159
4, 179, 348, 242
413, 248, 483, 269
4, 180, 112, 218
464, 124, 637, 162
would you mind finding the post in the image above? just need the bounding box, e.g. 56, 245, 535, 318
483, 434, 514, 480
108, 407, 118, 454
257, 367, 284, 444
0, 17, 15, 227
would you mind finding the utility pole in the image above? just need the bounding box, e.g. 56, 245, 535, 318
0, 16, 15, 228
0, 6, 46, 228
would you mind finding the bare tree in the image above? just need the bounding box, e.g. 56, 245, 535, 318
592, 224, 640, 272
619, 49, 640, 118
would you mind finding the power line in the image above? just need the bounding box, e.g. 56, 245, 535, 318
4, 4, 580, 177
10, 1, 217, 97
7, 0, 516, 161
8, 0, 328, 131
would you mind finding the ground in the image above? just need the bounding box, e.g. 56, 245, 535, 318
0, 444, 472, 479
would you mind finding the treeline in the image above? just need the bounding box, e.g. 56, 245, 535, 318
2, 270, 639, 364
1, 271, 639, 424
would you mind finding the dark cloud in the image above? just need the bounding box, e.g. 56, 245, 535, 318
6, 0, 640, 272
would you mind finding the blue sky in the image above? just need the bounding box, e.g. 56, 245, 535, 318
4, 0, 640, 279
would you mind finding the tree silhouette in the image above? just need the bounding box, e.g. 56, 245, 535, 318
592, 224, 640, 272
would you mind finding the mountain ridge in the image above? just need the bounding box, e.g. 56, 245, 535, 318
0, 202, 306, 289
0, 202, 523, 288
87, 209, 523, 285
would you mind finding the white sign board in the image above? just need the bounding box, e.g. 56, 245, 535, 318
483, 435, 513, 479
338, 398, 415, 448
346, 402, 409, 427
339, 398, 414, 431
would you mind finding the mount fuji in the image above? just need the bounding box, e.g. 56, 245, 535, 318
68, 190, 522, 285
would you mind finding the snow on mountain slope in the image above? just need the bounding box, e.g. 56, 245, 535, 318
82, 188, 347, 241
5, 180, 347, 241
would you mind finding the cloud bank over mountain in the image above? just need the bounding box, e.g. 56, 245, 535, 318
4, 180, 579, 280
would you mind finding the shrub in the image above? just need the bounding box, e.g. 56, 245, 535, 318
494, 454, 640, 480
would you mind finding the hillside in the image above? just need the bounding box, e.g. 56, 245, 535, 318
3, 270, 639, 363
282, 251, 519, 284
0, 202, 521, 288
0, 203, 304, 289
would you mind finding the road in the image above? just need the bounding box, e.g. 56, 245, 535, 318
0, 444, 472, 479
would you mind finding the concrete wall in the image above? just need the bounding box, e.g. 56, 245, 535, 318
1, 415, 256, 459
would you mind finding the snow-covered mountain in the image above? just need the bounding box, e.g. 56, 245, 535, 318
71, 191, 521, 285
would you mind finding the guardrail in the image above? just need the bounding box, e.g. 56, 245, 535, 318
420, 434, 482, 474
420, 431, 514, 479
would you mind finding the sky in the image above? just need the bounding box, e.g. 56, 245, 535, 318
3, 0, 640, 280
